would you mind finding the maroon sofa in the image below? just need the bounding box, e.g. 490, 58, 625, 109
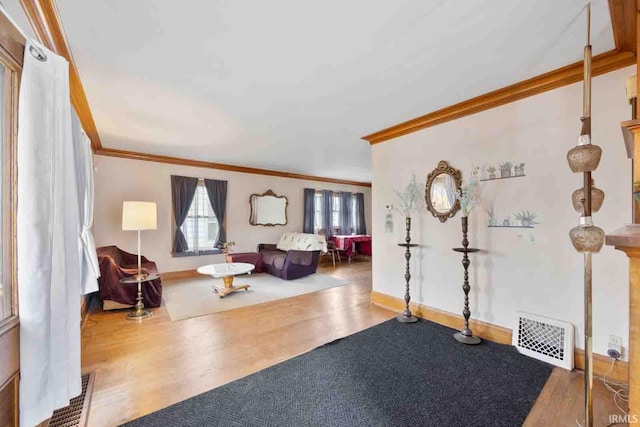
97, 246, 163, 309
258, 243, 320, 280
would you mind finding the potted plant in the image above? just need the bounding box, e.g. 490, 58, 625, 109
503, 217, 511, 227
514, 210, 539, 227
487, 166, 497, 180
393, 174, 422, 222
219, 241, 236, 262
499, 161, 513, 178
514, 162, 525, 176
487, 206, 497, 226
458, 176, 479, 218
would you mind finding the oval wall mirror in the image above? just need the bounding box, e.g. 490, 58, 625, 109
425, 161, 462, 222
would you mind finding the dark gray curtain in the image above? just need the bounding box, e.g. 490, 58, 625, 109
204, 179, 228, 247
339, 191, 353, 235
322, 190, 333, 237
355, 192, 366, 234
171, 175, 199, 253
303, 188, 315, 233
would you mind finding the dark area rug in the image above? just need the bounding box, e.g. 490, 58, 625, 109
123, 319, 553, 427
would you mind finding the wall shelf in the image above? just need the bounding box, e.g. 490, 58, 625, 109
479, 174, 526, 182
488, 225, 535, 229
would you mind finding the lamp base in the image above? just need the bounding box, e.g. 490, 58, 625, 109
127, 309, 152, 321
454, 331, 481, 345
396, 313, 418, 323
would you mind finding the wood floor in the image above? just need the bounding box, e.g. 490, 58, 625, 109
82, 261, 627, 426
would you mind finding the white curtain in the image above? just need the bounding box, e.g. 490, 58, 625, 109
71, 113, 100, 293
17, 40, 91, 427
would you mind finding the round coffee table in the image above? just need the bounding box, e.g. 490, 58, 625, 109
197, 262, 255, 298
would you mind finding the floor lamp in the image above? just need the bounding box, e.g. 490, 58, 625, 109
566, 5, 605, 426
122, 201, 157, 280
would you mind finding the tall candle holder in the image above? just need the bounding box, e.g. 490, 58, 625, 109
452, 216, 481, 344
397, 217, 418, 323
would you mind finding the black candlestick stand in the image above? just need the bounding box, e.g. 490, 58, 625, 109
397, 217, 418, 323
452, 216, 481, 344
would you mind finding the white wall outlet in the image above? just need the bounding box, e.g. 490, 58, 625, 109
608, 335, 624, 359
608, 335, 623, 347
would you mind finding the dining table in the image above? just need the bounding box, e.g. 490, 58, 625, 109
331, 234, 372, 262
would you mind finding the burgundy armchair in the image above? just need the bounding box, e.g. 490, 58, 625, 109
96, 246, 163, 309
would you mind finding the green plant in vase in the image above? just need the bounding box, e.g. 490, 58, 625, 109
499, 161, 513, 178
458, 176, 479, 218
393, 173, 422, 220
487, 166, 497, 179
487, 206, 497, 226
219, 241, 236, 262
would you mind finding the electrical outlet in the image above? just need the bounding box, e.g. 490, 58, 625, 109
608, 335, 624, 359
609, 335, 623, 347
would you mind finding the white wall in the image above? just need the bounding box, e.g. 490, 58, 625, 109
372, 66, 633, 359
94, 156, 371, 273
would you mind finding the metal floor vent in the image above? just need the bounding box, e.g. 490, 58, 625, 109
48, 372, 95, 427
513, 311, 574, 370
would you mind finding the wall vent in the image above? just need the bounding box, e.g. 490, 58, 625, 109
513, 311, 574, 370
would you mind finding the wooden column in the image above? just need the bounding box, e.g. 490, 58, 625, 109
606, 225, 640, 417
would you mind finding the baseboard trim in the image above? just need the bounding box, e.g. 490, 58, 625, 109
370, 290, 629, 383
574, 349, 628, 384
162, 269, 199, 280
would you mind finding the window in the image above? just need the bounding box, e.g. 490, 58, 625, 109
351, 196, 357, 233
0, 54, 18, 323
332, 193, 340, 230
314, 192, 323, 232
180, 181, 220, 255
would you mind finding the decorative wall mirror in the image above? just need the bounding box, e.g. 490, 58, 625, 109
249, 190, 288, 226
425, 160, 462, 222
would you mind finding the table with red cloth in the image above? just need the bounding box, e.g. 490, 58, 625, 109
331, 235, 372, 260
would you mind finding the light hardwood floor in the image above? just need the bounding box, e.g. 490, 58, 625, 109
82, 261, 627, 426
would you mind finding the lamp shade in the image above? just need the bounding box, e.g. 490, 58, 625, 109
626, 75, 637, 100
122, 201, 157, 231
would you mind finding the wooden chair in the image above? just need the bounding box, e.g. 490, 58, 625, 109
318, 230, 341, 267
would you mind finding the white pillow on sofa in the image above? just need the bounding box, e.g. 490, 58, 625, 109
276, 232, 327, 252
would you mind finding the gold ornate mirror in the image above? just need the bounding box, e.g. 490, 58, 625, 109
425, 161, 462, 222
249, 190, 288, 226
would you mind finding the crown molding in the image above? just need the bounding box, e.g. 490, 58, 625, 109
18, 0, 102, 152
95, 148, 372, 188
362, 50, 635, 145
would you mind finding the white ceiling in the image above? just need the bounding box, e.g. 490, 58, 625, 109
3, 0, 615, 182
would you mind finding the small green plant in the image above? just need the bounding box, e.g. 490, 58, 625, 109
514, 210, 539, 227
487, 166, 496, 174
219, 241, 236, 254
499, 161, 513, 171
458, 175, 479, 217
486, 206, 495, 217
393, 174, 422, 217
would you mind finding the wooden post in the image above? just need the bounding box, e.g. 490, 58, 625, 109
606, 226, 640, 418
